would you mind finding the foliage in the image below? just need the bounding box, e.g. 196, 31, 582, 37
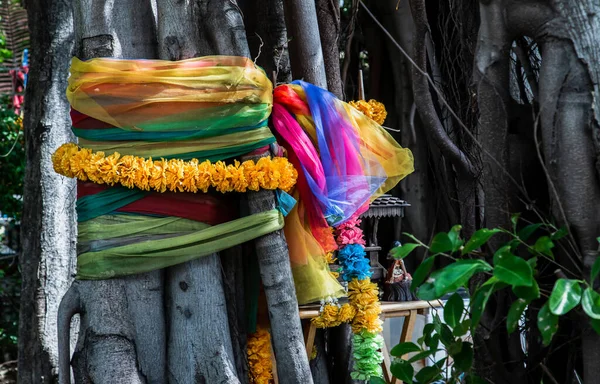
389, 216, 600, 383
0, 106, 23, 219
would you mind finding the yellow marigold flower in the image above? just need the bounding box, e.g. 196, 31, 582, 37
165, 159, 185, 192
242, 160, 261, 191
212, 161, 230, 193
349, 99, 388, 125
118, 155, 138, 189
84, 151, 106, 184
97, 152, 120, 185
70, 147, 93, 181
229, 160, 248, 193
182, 159, 199, 193
196, 160, 212, 193
348, 278, 383, 333
133, 157, 152, 191
338, 303, 357, 323
149, 159, 168, 193
247, 327, 273, 384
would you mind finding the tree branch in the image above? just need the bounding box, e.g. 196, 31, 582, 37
408, 0, 476, 177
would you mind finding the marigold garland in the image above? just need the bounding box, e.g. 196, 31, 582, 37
247, 327, 274, 384
333, 212, 384, 380
349, 99, 388, 125
348, 278, 383, 334
311, 301, 357, 328
52, 143, 297, 194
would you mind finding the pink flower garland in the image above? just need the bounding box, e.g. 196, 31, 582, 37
335, 215, 366, 246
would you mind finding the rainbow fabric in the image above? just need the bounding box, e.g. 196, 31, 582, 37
271, 82, 414, 303
54, 56, 414, 305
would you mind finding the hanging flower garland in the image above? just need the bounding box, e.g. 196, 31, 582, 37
247, 327, 274, 384
52, 143, 297, 194
334, 213, 384, 380
311, 100, 388, 380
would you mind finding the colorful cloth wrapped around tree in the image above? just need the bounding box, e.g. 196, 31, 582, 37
52, 56, 414, 308
53, 56, 296, 279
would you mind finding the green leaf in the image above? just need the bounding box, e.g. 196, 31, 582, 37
493, 245, 512, 265
415, 366, 441, 384
452, 342, 474, 372
534, 236, 555, 258
551, 226, 568, 240
462, 228, 500, 255
436, 322, 455, 346
418, 323, 435, 345
448, 225, 464, 252
447, 340, 462, 356
432, 259, 492, 297
471, 282, 506, 327
390, 342, 421, 357
537, 302, 558, 346
507, 299, 527, 333
582, 288, 600, 320
453, 319, 471, 337
548, 279, 582, 315
430, 232, 454, 254
391, 243, 421, 259
518, 223, 542, 242
411, 256, 436, 291
417, 282, 438, 301
369, 376, 386, 384
527, 256, 538, 270
511, 213, 521, 232
513, 280, 540, 301
426, 334, 440, 351
591, 256, 600, 284
407, 349, 438, 363
444, 292, 464, 328
591, 319, 600, 335
390, 359, 414, 383
494, 254, 533, 287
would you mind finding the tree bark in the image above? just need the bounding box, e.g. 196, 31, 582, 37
243, 151, 314, 384
59, 2, 168, 384
155, 2, 251, 382
19, 1, 76, 383
281, 0, 327, 87
247, 0, 292, 84
315, 0, 343, 98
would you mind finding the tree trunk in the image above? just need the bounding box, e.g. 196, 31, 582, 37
18, 1, 75, 383
243, 151, 314, 384
315, 0, 342, 98
60, 3, 168, 384
155, 2, 250, 382
246, 0, 292, 84
282, 0, 327, 87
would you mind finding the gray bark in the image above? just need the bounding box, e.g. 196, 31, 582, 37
248, 0, 292, 84
19, 0, 76, 383
315, 0, 343, 98
155, 2, 249, 382
282, 0, 327, 87
243, 153, 314, 384
59, 2, 168, 384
